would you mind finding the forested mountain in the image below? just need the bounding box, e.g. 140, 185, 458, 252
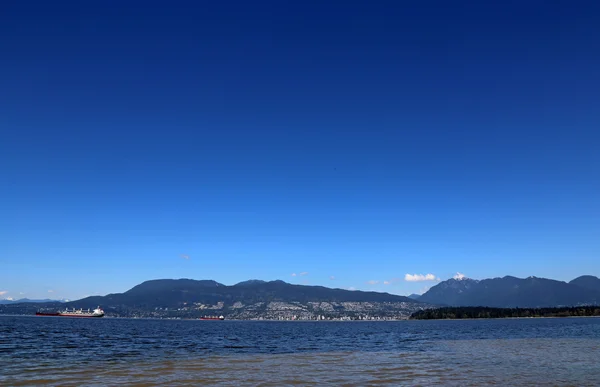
0, 279, 428, 319
419, 275, 600, 308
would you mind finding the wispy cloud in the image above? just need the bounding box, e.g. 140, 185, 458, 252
383, 278, 401, 285
404, 273, 439, 282
299, 272, 309, 276
181, 254, 190, 260
5, 297, 13, 301
329, 276, 335, 280
419, 286, 431, 295
291, 273, 297, 277
383, 281, 390, 285
453, 272, 466, 280
48, 290, 54, 293
0, 291, 7, 296
348, 287, 356, 291
366, 280, 379, 285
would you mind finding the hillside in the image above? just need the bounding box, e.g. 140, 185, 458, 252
0, 298, 67, 305
0, 279, 430, 320
419, 275, 600, 308
570, 275, 600, 293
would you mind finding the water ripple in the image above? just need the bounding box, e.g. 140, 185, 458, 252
1, 316, 600, 385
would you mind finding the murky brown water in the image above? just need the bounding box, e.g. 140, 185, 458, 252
2, 317, 599, 385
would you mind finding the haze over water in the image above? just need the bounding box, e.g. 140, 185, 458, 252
2, 316, 599, 386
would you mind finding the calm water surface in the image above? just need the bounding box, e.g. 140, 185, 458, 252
1, 316, 599, 386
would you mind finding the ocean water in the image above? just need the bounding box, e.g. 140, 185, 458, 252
1, 316, 599, 386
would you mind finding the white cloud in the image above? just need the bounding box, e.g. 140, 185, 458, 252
348, 287, 356, 291
48, 290, 54, 293
291, 273, 297, 277
0, 291, 7, 296
181, 254, 190, 260
299, 272, 308, 276
5, 297, 13, 301
329, 276, 335, 280
383, 281, 390, 285
453, 272, 466, 280
366, 280, 379, 285
404, 273, 439, 282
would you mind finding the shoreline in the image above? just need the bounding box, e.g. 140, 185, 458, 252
2, 314, 600, 322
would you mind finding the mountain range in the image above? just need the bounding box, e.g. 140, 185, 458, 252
0, 298, 68, 305
0, 279, 428, 320
79, 278, 419, 306
2, 275, 599, 318
417, 275, 600, 308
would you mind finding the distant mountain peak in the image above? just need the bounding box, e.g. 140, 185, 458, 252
0, 298, 68, 305
453, 272, 469, 280
570, 275, 600, 293
572, 275, 599, 280
234, 279, 267, 286
446, 277, 479, 286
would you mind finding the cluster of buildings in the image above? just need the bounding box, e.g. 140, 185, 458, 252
69, 300, 431, 320
186, 300, 427, 320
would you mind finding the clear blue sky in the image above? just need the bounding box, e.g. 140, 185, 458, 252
1, 1, 599, 300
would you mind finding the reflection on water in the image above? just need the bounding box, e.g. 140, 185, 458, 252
1, 317, 599, 386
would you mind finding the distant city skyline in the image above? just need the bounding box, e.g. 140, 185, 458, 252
2, 1, 599, 300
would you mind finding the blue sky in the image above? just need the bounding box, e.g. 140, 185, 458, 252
1, 1, 599, 300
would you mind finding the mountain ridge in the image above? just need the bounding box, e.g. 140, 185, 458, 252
3, 275, 599, 318
0, 298, 68, 305
569, 275, 600, 293
0, 278, 428, 320
420, 275, 600, 308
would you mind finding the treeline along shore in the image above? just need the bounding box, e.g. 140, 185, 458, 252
410, 306, 600, 320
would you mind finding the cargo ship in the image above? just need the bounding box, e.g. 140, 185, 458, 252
36, 306, 105, 318
199, 315, 224, 320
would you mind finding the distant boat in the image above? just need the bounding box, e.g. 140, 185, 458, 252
199, 315, 224, 320
36, 306, 105, 318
